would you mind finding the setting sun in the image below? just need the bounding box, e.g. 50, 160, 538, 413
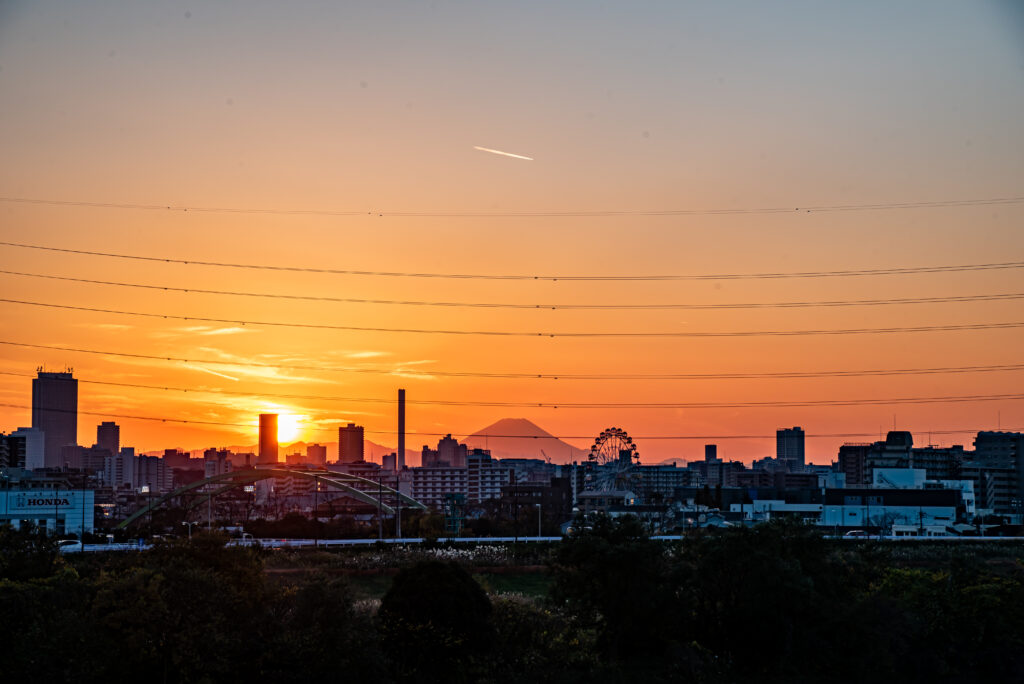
278, 414, 302, 443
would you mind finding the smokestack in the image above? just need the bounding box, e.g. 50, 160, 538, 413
398, 388, 406, 470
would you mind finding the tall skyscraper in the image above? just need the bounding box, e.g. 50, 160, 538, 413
97, 421, 120, 455
32, 370, 78, 469
777, 427, 806, 471
338, 423, 364, 463
258, 414, 279, 465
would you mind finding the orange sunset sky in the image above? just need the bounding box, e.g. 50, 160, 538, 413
1, 2, 1023, 464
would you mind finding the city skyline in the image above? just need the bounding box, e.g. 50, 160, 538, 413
3, 367, 1016, 468
1, 2, 1022, 461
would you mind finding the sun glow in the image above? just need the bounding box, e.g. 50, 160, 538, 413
277, 414, 302, 443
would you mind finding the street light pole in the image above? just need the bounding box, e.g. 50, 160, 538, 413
244, 484, 255, 524
536, 502, 542, 537
377, 475, 383, 541
182, 521, 198, 539
141, 484, 152, 535
395, 480, 402, 539
513, 482, 519, 546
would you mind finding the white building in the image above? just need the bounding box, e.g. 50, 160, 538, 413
871, 468, 976, 517
10, 427, 45, 470
103, 447, 137, 489
821, 488, 959, 529
467, 451, 512, 504
938, 479, 976, 517
412, 466, 469, 509
872, 468, 927, 489
729, 500, 824, 523
136, 455, 173, 493
0, 488, 94, 535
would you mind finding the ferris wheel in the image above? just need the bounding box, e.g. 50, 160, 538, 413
586, 427, 640, 491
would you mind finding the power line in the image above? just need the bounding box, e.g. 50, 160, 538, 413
0, 402, 1012, 441
2, 369, 1022, 409
3, 240, 1023, 281
3, 339, 1023, 381
1, 193, 1022, 217
4, 268, 1024, 310
4, 298, 1024, 337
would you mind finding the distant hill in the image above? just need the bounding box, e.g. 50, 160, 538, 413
463, 418, 588, 463
364, 439, 419, 465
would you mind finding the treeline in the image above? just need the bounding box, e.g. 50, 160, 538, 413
2, 520, 1024, 683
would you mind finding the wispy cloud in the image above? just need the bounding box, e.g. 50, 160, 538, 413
186, 365, 240, 381
75, 322, 134, 330
391, 359, 438, 380
186, 326, 255, 336
473, 145, 534, 161
91, 345, 330, 385
346, 351, 390, 359
151, 326, 256, 339
321, 349, 393, 360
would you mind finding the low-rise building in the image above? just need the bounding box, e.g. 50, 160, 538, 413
820, 488, 960, 529
0, 471, 94, 535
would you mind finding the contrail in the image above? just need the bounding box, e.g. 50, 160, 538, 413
473, 145, 534, 161
187, 365, 240, 381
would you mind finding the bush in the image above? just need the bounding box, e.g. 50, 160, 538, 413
378, 560, 493, 681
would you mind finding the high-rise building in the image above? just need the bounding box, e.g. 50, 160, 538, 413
103, 447, 137, 489
6, 427, 45, 469
137, 455, 173, 493
338, 423, 364, 464
32, 370, 78, 469
777, 427, 806, 471
422, 434, 467, 468
962, 431, 1024, 515
306, 443, 327, 466
838, 443, 871, 486
204, 448, 233, 478
258, 414, 279, 465
97, 421, 120, 456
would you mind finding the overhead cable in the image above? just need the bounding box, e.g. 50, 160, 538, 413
3, 340, 1023, 380
1, 193, 1022, 217
3, 269, 1023, 310
2, 240, 1022, 281
3, 298, 1024, 337
0, 402, 1013, 441
1, 369, 1023, 409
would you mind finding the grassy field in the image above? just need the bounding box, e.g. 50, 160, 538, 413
343, 569, 551, 601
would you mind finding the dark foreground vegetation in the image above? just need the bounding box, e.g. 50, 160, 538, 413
2, 519, 1024, 683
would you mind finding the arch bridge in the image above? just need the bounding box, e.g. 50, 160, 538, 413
117, 467, 424, 529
